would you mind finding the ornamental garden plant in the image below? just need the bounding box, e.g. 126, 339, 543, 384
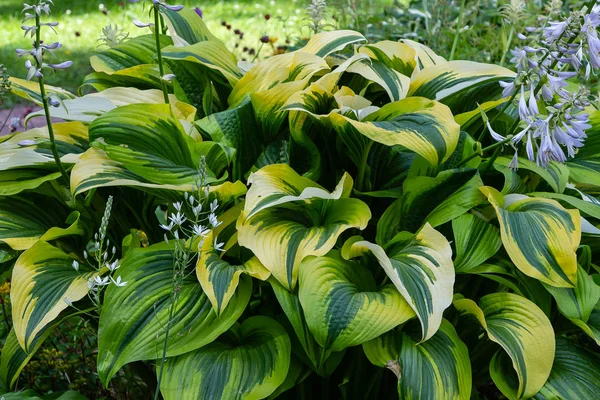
1, 0, 600, 399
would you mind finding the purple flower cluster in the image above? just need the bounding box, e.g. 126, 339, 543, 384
492, 3, 599, 168
16, 0, 72, 106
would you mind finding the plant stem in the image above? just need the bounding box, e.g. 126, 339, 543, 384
499, 24, 514, 66
0, 103, 15, 133
35, 13, 70, 187
449, 0, 466, 61
154, 290, 176, 400
476, 90, 518, 142
153, 5, 170, 104
481, 145, 503, 174
423, 0, 430, 37
456, 135, 514, 168
356, 141, 373, 191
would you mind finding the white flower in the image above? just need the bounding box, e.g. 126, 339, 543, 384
160, 221, 174, 232
214, 238, 225, 252
208, 213, 221, 228
93, 276, 110, 287
192, 204, 202, 217
173, 202, 183, 212
107, 260, 120, 272
169, 212, 187, 226
210, 199, 219, 212
192, 224, 209, 237
63, 298, 72, 306
111, 276, 127, 287
72, 260, 79, 271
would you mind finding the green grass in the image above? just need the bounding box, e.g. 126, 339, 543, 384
0, 0, 392, 108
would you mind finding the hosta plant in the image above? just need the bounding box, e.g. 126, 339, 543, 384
2, 1, 600, 399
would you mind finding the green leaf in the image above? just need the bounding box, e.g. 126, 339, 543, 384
159, 316, 291, 400
363, 319, 472, 400
269, 278, 343, 374
342, 223, 454, 341
90, 34, 171, 74
97, 243, 251, 385
228, 52, 329, 108
0, 122, 88, 171
71, 104, 222, 195
533, 337, 600, 399
9, 77, 76, 106
454, 292, 555, 399
299, 30, 366, 58
161, 41, 242, 87
408, 61, 516, 114
495, 156, 569, 194
330, 97, 460, 166
452, 213, 502, 273
481, 186, 581, 288
345, 58, 411, 101
298, 252, 414, 353
196, 230, 270, 315
196, 100, 262, 180
0, 170, 61, 196
242, 164, 353, 219
11, 241, 94, 351
567, 157, 600, 190
544, 265, 600, 344
0, 194, 83, 251
161, 7, 219, 46
358, 40, 418, 76
400, 168, 485, 232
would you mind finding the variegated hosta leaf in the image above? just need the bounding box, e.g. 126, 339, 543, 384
358, 40, 417, 77
363, 319, 471, 400
400, 168, 485, 232
269, 277, 344, 374
330, 97, 460, 166
196, 230, 270, 315
228, 51, 329, 107
242, 164, 353, 219
494, 156, 569, 194
533, 337, 600, 399
345, 57, 411, 102
25, 88, 197, 125
90, 34, 171, 74
11, 241, 94, 351
0, 170, 61, 196
0, 122, 88, 171
0, 194, 83, 251
400, 39, 446, 76
408, 61, 516, 113
98, 243, 251, 385
531, 191, 600, 221
452, 213, 502, 273
454, 293, 555, 400
481, 186, 581, 288
544, 265, 600, 344
162, 6, 219, 46
237, 196, 370, 291
342, 223, 454, 341
299, 30, 366, 58
83, 34, 173, 91
9, 77, 76, 106
567, 158, 600, 190
161, 41, 242, 87
71, 103, 223, 195
298, 252, 414, 353
160, 316, 291, 400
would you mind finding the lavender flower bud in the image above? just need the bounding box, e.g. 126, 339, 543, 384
48, 61, 73, 69
133, 19, 154, 28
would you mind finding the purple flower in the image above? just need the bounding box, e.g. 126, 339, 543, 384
194, 7, 202, 18
48, 61, 73, 69
543, 19, 569, 43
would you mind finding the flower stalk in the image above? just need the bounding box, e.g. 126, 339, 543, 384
153, 3, 170, 104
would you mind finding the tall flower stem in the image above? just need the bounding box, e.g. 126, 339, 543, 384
153, 5, 170, 104
499, 24, 515, 66
456, 135, 514, 168
449, 0, 466, 61
35, 13, 70, 187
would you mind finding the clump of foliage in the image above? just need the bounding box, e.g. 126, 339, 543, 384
1, 0, 600, 399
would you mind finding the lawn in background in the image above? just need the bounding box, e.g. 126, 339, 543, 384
0, 0, 391, 108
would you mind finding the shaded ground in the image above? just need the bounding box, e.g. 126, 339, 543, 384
0, 103, 62, 136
